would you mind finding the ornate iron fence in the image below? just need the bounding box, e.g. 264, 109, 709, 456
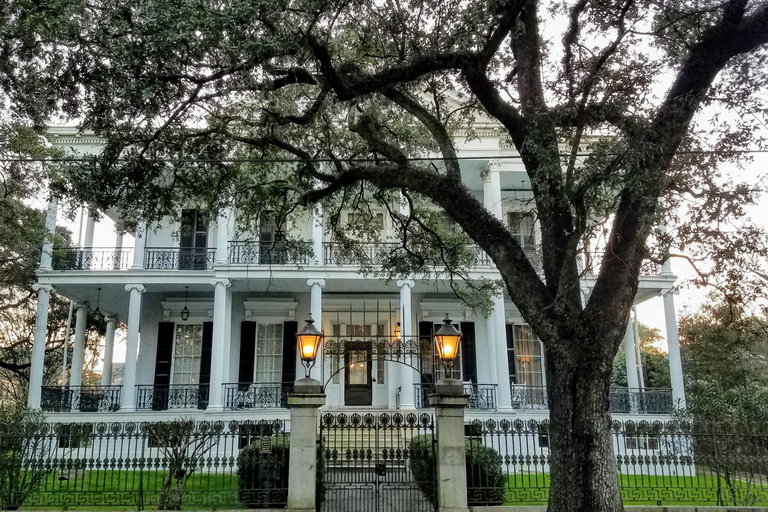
144, 247, 216, 270
135, 384, 209, 410
40, 386, 122, 412
413, 383, 497, 410
0, 419, 290, 509
53, 248, 133, 270
223, 383, 293, 409
465, 418, 768, 506
228, 240, 312, 265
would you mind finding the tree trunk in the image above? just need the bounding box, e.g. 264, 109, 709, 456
545, 339, 624, 512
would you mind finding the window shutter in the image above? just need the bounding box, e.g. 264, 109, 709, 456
153, 322, 175, 411
238, 322, 257, 388
506, 324, 516, 384
418, 321, 433, 384
282, 321, 298, 383
460, 322, 477, 383
198, 322, 214, 409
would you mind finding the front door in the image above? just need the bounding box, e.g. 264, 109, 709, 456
345, 341, 372, 406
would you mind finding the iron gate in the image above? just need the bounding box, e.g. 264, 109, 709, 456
318, 412, 437, 512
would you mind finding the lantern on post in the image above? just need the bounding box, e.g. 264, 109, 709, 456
434, 314, 462, 377
296, 313, 324, 378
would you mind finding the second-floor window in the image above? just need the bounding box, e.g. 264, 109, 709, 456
507, 211, 536, 252
180, 209, 208, 269
172, 324, 204, 385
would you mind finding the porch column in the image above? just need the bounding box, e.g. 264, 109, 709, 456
131, 220, 147, 269
492, 293, 513, 410
208, 277, 232, 411
307, 279, 326, 381
312, 201, 324, 265
121, 284, 146, 411
101, 316, 117, 386
487, 160, 503, 219
28, 284, 54, 409
69, 303, 88, 387
397, 279, 416, 409
39, 197, 58, 271
633, 306, 645, 389
215, 208, 232, 265
663, 288, 686, 408
83, 210, 96, 247
485, 313, 498, 384
623, 319, 640, 389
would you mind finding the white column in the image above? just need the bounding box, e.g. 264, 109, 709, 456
312, 203, 324, 265
115, 233, 124, 251
663, 288, 686, 408
215, 208, 232, 265
28, 284, 54, 408
39, 197, 58, 271
208, 278, 232, 411
69, 303, 88, 387
623, 320, 640, 389
492, 293, 513, 410
83, 210, 96, 247
487, 160, 503, 219
485, 313, 498, 384
131, 221, 147, 269
633, 306, 646, 389
121, 284, 146, 410
397, 279, 416, 409
307, 279, 326, 380
101, 316, 117, 386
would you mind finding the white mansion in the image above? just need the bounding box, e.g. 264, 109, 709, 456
27, 126, 685, 423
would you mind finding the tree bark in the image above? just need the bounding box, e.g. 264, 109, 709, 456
545, 336, 623, 512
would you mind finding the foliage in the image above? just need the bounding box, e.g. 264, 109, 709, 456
611, 323, 671, 389
410, 434, 505, 506
236, 429, 290, 508
0, 403, 49, 510
143, 419, 223, 510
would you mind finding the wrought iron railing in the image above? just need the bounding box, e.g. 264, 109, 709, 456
52, 248, 133, 270
608, 387, 674, 414
223, 382, 294, 409
413, 383, 497, 410
144, 247, 216, 270
510, 385, 549, 409
135, 384, 210, 410
228, 240, 312, 265
468, 245, 494, 266
40, 385, 122, 412
323, 241, 397, 265
582, 250, 661, 276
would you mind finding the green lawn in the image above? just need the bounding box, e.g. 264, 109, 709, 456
503, 472, 768, 506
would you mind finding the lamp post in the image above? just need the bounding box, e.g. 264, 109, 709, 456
434, 314, 462, 381
296, 313, 323, 379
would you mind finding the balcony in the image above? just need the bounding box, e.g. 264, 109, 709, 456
223, 382, 294, 409
323, 241, 494, 267
135, 384, 210, 410
582, 251, 661, 276
509, 385, 674, 414
228, 240, 311, 265
53, 248, 133, 270
40, 385, 122, 412
414, 383, 498, 410
144, 247, 216, 270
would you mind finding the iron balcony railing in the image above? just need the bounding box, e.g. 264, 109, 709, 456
52, 248, 133, 270
509, 385, 674, 414
40, 385, 122, 412
144, 247, 216, 270
582, 250, 661, 276
228, 240, 312, 265
223, 382, 294, 410
414, 383, 498, 410
135, 384, 210, 410
324, 241, 495, 268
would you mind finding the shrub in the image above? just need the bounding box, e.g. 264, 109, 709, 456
409, 435, 506, 506
0, 404, 50, 510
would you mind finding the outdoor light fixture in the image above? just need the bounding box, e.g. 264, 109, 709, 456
394, 322, 401, 341
296, 313, 323, 378
181, 286, 190, 321
434, 314, 462, 376
92, 288, 104, 322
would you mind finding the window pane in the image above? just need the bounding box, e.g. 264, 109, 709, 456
172, 324, 203, 385
254, 323, 284, 383
513, 325, 543, 387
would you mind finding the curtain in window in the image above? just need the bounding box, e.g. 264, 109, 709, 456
172, 324, 204, 385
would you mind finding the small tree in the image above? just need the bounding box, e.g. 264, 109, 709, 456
0, 403, 51, 510
144, 419, 223, 510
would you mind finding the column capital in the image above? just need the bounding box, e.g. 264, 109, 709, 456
125, 283, 146, 293
487, 159, 502, 173
74, 302, 89, 310
396, 279, 415, 289
105, 314, 118, 323
661, 286, 679, 297
307, 278, 326, 288
31, 283, 54, 293
211, 277, 232, 287
480, 169, 491, 182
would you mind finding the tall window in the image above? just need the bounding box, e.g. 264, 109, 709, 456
254, 323, 283, 383
259, 212, 285, 264
180, 209, 208, 269
173, 324, 204, 385
508, 325, 544, 387
507, 212, 536, 252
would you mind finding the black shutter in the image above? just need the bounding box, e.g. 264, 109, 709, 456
198, 321, 213, 409
153, 322, 175, 411
282, 321, 298, 384
418, 321, 433, 385
506, 324, 516, 385
238, 322, 257, 388
460, 322, 477, 383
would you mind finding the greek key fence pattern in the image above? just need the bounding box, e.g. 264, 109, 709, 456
466, 418, 768, 506
0, 419, 289, 509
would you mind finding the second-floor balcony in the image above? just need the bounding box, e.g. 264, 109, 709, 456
145, 247, 217, 270
53, 248, 134, 270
